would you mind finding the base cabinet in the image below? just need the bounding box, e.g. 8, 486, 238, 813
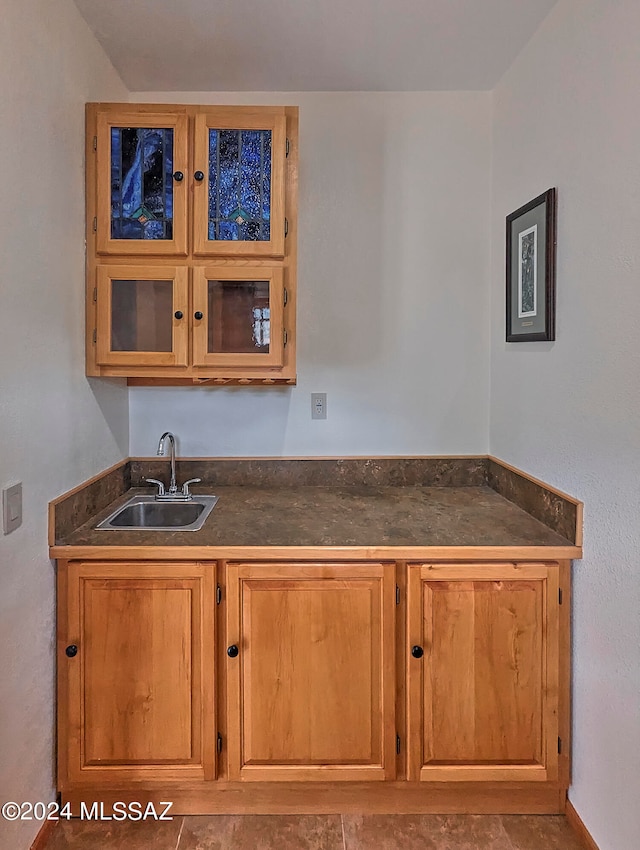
56, 558, 568, 811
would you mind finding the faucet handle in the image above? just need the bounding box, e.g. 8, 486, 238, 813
146, 478, 166, 497
181, 478, 201, 497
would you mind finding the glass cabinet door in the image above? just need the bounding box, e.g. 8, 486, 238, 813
96, 266, 189, 367
95, 112, 188, 256
192, 267, 284, 367
192, 111, 287, 258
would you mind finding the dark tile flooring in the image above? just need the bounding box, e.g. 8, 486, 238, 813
42, 814, 585, 849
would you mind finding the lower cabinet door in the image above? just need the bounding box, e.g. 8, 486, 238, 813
226, 562, 397, 781
407, 562, 559, 783
60, 561, 215, 783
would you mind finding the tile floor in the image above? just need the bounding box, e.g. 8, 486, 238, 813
41, 814, 586, 849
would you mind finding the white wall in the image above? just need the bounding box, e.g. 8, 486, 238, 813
5, 5, 634, 846
128, 92, 492, 457
490, 2, 640, 848
0, 2, 128, 848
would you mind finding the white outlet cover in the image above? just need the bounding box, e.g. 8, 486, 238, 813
311, 393, 327, 420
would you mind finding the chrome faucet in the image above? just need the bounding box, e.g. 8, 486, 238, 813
146, 432, 201, 500
157, 431, 178, 494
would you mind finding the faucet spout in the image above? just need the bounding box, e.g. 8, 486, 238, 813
157, 432, 177, 494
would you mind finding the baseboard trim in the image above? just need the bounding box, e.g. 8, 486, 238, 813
566, 800, 600, 850
30, 819, 57, 850
60, 781, 566, 815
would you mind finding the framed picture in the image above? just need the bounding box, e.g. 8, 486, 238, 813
506, 188, 556, 342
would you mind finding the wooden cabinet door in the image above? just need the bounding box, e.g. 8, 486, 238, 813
95, 110, 189, 256
226, 563, 396, 781
60, 562, 215, 784
192, 109, 287, 258
407, 563, 559, 783
192, 266, 285, 368
95, 265, 189, 367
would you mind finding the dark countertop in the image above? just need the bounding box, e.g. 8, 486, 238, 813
59, 484, 574, 550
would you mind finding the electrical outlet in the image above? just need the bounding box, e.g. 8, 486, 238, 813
3, 482, 22, 535
311, 393, 327, 420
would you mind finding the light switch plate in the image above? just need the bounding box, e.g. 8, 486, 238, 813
3, 482, 22, 534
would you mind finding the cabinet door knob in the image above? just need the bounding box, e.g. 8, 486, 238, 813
227, 645, 239, 658
65, 645, 78, 658
194, 170, 205, 182
194, 311, 204, 320
174, 311, 183, 320
172, 171, 184, 182
411, 645, 424, 659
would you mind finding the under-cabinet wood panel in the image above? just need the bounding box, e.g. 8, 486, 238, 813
407, 562, 559, 783
226, 562, 396, 781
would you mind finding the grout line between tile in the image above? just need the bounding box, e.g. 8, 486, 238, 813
174, 815, 185, 850
340, 813, 347, 850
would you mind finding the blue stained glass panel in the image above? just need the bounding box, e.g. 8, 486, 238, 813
207, 128, 271, 241
218, 221, 238, 241
110, 127, 174, 240
239, 221, 261, 241
218, 130, 240, 218
208, 130, 218, 236
262, 132, 271, 224
240, 131, 261, 218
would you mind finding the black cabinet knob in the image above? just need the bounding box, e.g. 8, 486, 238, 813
194, 311, 204, 320
172, 171, 184, 182
227, 645, 239, 658
194, 170, 205, 182
174, 310, 183, 320
65, 645, 78, 658
411, 645, 424, 659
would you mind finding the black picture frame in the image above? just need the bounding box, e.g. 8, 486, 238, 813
506, 188, 556, 342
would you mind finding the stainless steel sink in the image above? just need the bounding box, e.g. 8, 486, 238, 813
96, 494, 219, 531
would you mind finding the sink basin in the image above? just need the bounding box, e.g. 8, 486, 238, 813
96, 494, 218, 531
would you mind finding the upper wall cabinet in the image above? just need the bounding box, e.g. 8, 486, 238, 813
86, 104, 298, 385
